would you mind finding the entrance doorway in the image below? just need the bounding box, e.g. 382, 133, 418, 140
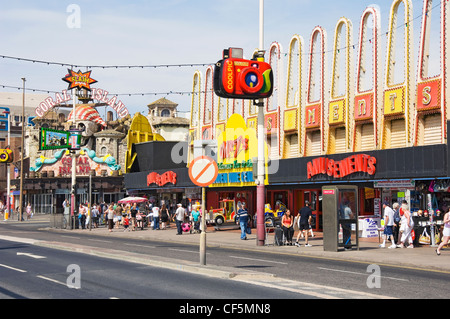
294, 189, 323, 231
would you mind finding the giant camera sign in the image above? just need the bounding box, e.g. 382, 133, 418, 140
213, 48, 273, 100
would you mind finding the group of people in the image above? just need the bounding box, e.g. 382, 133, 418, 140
234, 201, 314, 246
280, 201, 314, 247
381, 200, 450, 255
64, 199, 198, 235
380, 200, 415, 249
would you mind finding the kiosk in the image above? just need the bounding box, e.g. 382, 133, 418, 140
322, 185, 359, 251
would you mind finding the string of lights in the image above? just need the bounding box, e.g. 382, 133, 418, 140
0, 84, 211, 97
0, 54, 214, 69
0, 1, 440, 67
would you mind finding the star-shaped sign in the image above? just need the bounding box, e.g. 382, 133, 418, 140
62, 69, 97, 91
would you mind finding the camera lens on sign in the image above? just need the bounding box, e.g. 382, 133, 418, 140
245, 73, 259, 88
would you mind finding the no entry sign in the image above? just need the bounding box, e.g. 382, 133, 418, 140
188, 156, 218, 187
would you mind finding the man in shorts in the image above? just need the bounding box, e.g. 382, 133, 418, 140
380, 201, 396, 249
295, 201, 313, 247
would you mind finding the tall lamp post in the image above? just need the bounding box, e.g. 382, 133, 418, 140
256, 0, 266, 246
19, 77, 26, 222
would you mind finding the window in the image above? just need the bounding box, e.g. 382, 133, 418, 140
161, 109, 170, 117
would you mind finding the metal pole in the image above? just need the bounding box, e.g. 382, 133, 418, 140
19, 78, 26, 222
256, 0, 266, 246
200, 186, 206, 265
5, 108, 10, 220
89, 172, 92, 231
70, 88, 77, 229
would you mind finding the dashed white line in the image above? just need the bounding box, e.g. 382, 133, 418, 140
229, 256, 288, 265
318, 267, 409, 282
0, 263, 27, 273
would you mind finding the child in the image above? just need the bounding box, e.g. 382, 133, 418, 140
123, 214, 130, 231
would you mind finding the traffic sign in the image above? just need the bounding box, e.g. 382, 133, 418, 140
188, 156, 218, 187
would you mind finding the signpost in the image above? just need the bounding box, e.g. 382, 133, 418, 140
188, 155, 218, 265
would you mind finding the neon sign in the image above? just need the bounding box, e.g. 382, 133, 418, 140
307, 154, 376, 179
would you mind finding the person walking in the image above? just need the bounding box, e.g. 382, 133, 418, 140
152, 205, 160, 230
436, 207, 450, 255
380, 202, 396, 249
174, 203, 185, 235
295, 201, 313, 247
392, 202, 401, 245
398, 201, 414, 248
107, 205, 115, 232
91, 204, 99, 228
236, 203, 250, 240
130, 203, 138, 231
160, 204, 169, 229
281, 209, 294, 245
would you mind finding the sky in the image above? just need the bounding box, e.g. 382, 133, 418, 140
0, 0, 442, 118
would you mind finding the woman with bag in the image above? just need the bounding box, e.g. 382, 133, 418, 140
397, 201, 414, 248
436, 208, 450, 255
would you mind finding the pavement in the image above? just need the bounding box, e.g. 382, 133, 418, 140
4, 213, 450, 274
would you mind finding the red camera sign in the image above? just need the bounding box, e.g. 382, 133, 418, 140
214, 48, 273, 100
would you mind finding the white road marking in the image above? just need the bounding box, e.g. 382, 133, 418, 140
229, 255, 288, 265
17, 252, 46, 259
124, 243, 156, 249
0, 263, 27, 272
37, 275, 75, 288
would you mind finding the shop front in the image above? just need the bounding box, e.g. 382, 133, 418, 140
12, 147, 124, 215
268, 143, 448, 234
124, 167, 198, 214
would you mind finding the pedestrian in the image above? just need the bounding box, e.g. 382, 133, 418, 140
152, 204, 160, 230
174, 203, 185, 235
91, 204, 99, 228
26, 202, 33, 220
160, 204, 169, 229
281, 209, 294, 245
236, 203, 249, 240
107, 205, 115, 232
436, 207, 450, 255
295, 201, 313, 247
78, 204, 86, 229
380, 202, 396, 249
397, 201, 414, 248
392, 202, 401, 244
114, 204, 123, 229
123, 214, 130, 232
130, 203, 138, 231
236, 203, 250, 240
190, 205, 200, 233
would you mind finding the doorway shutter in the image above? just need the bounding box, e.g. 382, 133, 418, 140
423, 114, 442, 145
361, 123, 374, 151
334, 127, 346, 153
390, 119, 406, 148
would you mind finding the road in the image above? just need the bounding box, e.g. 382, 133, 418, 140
0, 239, 316, 301
1, 218, 449, 299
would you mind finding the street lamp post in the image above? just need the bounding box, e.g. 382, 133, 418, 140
256, 0, 266, 246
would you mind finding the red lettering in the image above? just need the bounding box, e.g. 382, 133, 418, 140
367, 156, 376, 175
307, 154, 376, 179
147, 171, 177, 186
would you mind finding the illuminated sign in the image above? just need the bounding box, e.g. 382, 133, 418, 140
40, 128, 71, 150
62, 69, 97, 91
307, 154, 376, 179
211, 113, 267, 187
147, 171, 177, 187
35, 88, 129, 119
